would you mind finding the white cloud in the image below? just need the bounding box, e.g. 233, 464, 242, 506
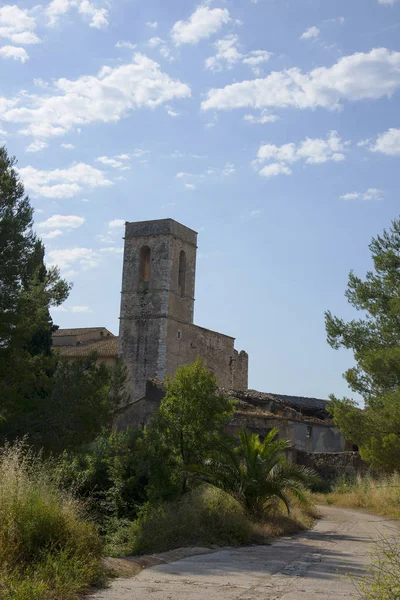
147, 37, 173, 60
205, 35, 242, 71
146, 21, 158, 29
108, 219, 125, 228
166, 105, 179, 117
26, 140, 48, 153
340, 188, 384, 201
255, 131, 349, 177
61, 143, 75, 149
370, 128, 400, 155
171, 5, 230, 45
47, 247, 99, 270
185, 183, 196, 190
177, 162, 235, 187
46, 0, 109, 29
0, 54, 191, 139
243, 50, 271, 76
52, 304, 92, 312
202, 48, 400, 112
300, 26, 320, 40
100, 246, 123, 253
38, 214, 85, 229
378, 0, 398, 4
41, 229, 63, 239
259, 163, 292, 178
244, 110, 279, 124
0, 45, 29, 62
0, 6, 40, 45
115, 40, 136, 50
205, 36, 271, 74
97, 155, 129, 169
19, 162, 113, 198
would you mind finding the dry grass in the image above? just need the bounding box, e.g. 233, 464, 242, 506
0, 442, 103, 600
312, 473, 400, 519
105, 485, 317, 558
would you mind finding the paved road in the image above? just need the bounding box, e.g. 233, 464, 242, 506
95, 506, 398, 600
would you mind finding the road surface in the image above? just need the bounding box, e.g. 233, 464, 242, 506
94, 506, 398, 599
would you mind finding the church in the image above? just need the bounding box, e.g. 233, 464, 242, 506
54, 218, 352, 465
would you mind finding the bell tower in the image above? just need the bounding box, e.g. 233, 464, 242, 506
118, 219, 198, 401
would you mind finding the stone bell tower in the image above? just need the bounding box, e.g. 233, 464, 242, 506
118, 219, 198, 401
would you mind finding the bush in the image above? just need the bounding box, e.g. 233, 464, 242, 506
105, 485, 316, 557
352, 533, 400, 599
0, 442, 103, 600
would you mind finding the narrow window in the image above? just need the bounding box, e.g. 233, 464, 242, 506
139, 245, 151, 282
178, 250, 186, 297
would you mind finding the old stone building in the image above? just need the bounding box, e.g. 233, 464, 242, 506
119, 219, 248, 402
54, 217, 350, 459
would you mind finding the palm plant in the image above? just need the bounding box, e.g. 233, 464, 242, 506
189, 428, 317, 518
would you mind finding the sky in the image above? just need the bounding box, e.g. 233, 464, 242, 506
1, 0, 399, 404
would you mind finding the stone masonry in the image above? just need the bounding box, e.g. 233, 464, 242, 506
118, 219, 248, 401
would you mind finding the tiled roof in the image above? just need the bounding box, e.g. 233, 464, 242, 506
53, 327, 115, 337
228, 389, 329, 419
56, 337, 119, 358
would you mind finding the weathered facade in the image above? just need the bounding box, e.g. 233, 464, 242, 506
118, 219, 248, 402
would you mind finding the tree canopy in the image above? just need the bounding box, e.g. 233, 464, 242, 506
326, 218, 400, 470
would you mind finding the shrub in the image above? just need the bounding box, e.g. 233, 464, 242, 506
352, 533, 400, 599
0, 442, 103, 600
105, 485, 316, 557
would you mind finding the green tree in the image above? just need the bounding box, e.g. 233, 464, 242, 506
16, 355, 130, 453
140, 359, 235, 499
325, 218, 400, 470
190, 428, 316, 517
0, 146, 70, 420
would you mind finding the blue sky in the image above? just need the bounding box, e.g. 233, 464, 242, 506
1, 0, 399, 403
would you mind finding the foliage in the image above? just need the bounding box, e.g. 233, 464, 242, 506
139, 359, 235, 500
352, 533, 400, 600
104, 485, 316, 557
0, 441, 102, 600
56, 427, 146, 521
1, 355, 129, 453
313, 473, 400, 520
325, 218, 400, 470
0, 145, 70, 426
189, 427, 317, 517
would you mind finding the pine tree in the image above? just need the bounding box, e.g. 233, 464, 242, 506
0, 146, 70, 425
325, 217, 400, 470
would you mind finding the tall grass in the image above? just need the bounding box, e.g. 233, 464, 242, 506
0, 442, 103, 600
352, 533, 400, 599
313, 473, 400, 519
105, 485, 317, 557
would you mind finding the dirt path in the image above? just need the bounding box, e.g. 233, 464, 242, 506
94, 506, 399, 599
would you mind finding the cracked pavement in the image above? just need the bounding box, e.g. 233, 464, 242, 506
93, 506, 399, 599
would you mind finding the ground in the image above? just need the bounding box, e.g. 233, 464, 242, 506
94, 506, 398, 599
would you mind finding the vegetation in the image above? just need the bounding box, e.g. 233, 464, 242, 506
0, 442, 103, 600
105, 486, 317, 557
352, 533, 400, 600
313, 473, 400, 520
138, 359, 235, 500
0, 146, 70, 424
189, 427, 318, 518
325, 218, 400, 471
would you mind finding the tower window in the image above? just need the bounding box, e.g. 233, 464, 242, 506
178, 250, 186, 297
139, 245, 151, 282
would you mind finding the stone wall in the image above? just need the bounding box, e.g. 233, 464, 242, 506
231, 411, 345, 453
166, 321, 248, 391
296, 450, 368, 482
